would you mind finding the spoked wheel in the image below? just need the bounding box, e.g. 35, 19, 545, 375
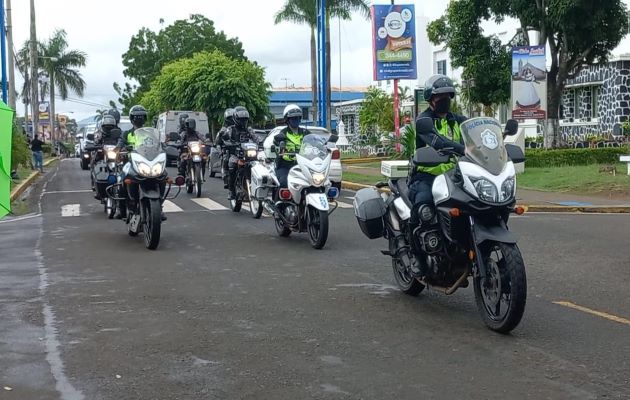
142, 199, 162, 250
307, 205, 329, 249
473, 242, 527, 333
106, 197, 116, 219
230, 174, 243, 212
391, 250, 425, 296
246, 179, 263, 219
195, 164, 203, 198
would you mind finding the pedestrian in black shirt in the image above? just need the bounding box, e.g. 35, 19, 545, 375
31, 135, 44, 173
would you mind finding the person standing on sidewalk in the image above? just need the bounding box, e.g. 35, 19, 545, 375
30, 134, 44, 173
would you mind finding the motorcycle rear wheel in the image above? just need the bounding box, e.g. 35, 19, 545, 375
143, 199, 162, 250
274, 212, 292, 237
473, 242, 527, 333
391, 257, 425, 296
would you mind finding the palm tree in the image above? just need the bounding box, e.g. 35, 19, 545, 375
274, 0, 318, 123
275, 0, 369, 129
397, 85, 412, 103
38, 29, 87, 140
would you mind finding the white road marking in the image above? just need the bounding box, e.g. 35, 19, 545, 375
61, 204, 81, 217
191, 198, 229, 211
335, 201, 354, 209
162, 200, 184, 213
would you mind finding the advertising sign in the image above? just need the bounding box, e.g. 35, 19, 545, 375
371, 4, 417, 81
511, 46, 547, 119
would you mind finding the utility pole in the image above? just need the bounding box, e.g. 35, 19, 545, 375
29, 0, 38, 137
6, 0, 16, 110
0, 1, 7, 103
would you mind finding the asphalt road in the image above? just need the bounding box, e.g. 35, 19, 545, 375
1, 159, 629, 400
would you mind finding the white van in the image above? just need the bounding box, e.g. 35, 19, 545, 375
156, 111, 210, 142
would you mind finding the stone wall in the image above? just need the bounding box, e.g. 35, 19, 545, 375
561, 60, 630, 141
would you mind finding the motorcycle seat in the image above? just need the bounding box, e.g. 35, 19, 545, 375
395, 179, 413, 208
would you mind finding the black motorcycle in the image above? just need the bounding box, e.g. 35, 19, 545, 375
117, 128, 184, 250
227, 140, 262, 217
353, 117, 527, 333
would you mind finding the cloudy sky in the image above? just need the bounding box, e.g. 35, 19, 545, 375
11, 0, 630, 120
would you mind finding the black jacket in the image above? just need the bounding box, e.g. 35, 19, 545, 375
415, 108, 466, 155
97, 127, 122, 146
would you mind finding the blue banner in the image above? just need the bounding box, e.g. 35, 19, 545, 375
371, 4, 417, 81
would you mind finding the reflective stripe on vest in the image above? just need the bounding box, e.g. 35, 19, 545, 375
127, 130, 136, 149
417, 119, 462, 175
282, 131, 302, 162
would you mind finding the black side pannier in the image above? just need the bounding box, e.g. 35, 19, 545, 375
353, 188, 386, 239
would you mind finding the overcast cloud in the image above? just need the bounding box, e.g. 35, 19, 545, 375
11, 0, 630, 120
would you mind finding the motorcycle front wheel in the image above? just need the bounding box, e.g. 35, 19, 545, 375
246, 179, 263, 219
307, 205, 329, 249
473, 242, 527, 333
195, 164, 203, 198
106, 197, 116, 219
143, 198, 162, 250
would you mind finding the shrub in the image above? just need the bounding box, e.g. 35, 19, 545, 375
525, 147, 630, 168
11, 121, 30, 169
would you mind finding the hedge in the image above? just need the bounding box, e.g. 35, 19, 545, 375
524, 147, 630, 168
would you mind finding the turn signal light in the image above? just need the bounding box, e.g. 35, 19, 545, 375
167, 177, 173, 184
514, 206, 525, 215
332, 149, 341, 160
175, 176, 186, 186
124, 178, 132, 185
449, 208, 461, 217
468, 250, 475, 260
279, 188, 292, 200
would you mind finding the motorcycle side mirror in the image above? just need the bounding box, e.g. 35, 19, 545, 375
174, 175, 186, 186
328, 134, 339, 143
413, 147, 450, 167
416, 117, 435, 134
504, 119, 519, 136
505, 144, 525, 164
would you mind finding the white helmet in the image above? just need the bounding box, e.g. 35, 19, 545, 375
283, 104, 302, 120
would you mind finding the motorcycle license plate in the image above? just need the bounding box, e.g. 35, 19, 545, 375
193, 155, 201, 162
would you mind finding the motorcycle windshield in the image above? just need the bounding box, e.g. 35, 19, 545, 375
133, 128, 162, 161
460, 117, 508, 176
299, 134, 328, 162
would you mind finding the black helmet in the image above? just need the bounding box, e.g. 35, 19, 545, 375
224, 108, 235, 126
423, 74, 456, 102
179, 113, 189, 130
129, 105, 148, 127
101, 115, 116, 130
106, 108, 121, 124
233, 106, 249, 129
185, 118, 196, 131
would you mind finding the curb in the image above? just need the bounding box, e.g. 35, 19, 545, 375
9, 158, 59, 203
341, 181, 630, 213
341, 157, 389, 165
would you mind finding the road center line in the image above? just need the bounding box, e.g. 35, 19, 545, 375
553, 301, 630, 326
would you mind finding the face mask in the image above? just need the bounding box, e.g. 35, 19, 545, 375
288, 117, 301, 129
434, 97, 451, 114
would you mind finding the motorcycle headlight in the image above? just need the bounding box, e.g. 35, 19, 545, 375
136, 162, 152, 177
312, 172, 326, 186
106, 150, 117, 160
500, 176, 515, 202
246, 149, 257, 159
151, 162, 165, 177
189, 143, 201, 154
471, 177, 499, 203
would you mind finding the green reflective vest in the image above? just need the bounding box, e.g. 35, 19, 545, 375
417, 118, 462, 175
282, 130, 303, 162
126, 129, 136, 149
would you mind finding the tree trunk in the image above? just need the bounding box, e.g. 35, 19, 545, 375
310, 26, 318, 124
50, 72, 56, 142
29, 0, 38, 137
325, 13, 331, 130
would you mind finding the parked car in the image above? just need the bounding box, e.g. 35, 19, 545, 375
261, 126, 342, 189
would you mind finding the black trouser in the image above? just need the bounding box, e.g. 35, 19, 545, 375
227, 154, 240, 195
408, 172, 436, 226
275, 159, 295, 189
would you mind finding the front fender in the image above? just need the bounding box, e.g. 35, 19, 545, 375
306, 193, 329, 211
139, 184, 161, 200
472, 216, 517, 245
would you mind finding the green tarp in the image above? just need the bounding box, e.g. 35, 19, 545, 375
0, 100, 15, 218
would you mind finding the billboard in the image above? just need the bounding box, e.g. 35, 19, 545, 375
371, 4, 417, 81
511, 46, 547, 119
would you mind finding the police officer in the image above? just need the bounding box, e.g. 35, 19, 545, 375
106, 108, 121, 127
409, 75, 467, 215
222, 106, 256, 199
215, 108, 235, 189
273, 104, 309, 188
118, 105, 148, 149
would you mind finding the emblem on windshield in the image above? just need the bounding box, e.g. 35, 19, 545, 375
481, 129, 499, 150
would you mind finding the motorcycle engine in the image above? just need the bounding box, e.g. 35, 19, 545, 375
417, 229, 442, 254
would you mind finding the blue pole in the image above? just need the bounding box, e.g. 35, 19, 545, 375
316, 0, 327, 128
0, 0, 7, 103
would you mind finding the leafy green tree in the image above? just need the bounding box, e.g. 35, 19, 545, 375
359, 87, 394, 136
428, 0, 628, 148
12, 120, 30, 169
118, 14, 246, 110
140, 51, 270, 133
